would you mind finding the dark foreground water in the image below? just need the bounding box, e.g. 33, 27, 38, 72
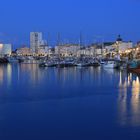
0, 64, 140, 140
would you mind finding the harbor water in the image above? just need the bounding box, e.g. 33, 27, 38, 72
0, 64, 140, 140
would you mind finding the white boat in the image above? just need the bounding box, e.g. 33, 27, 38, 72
100, 60, 105, 65
103, 61, 117, 69
39, 61, 57, 67
76, 62, 89, 67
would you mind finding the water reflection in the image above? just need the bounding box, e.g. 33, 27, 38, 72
7, 64, 12, 86
131, 77, 140, 126
1, 64, 140, 127
0, 64, 12, 86
54, 67, 102, 87
0, 65, 4, 85
18, 64, 43, 84
118, 72, 140, 126
0, 64, 46, 88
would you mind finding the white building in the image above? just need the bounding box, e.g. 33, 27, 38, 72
16, 47, 31, 56
77, 48, 91, 56
0, 44, 12, 56
76, 46, 106, 57
104, 36, 133, 54
117, 42, 133, 53
105, 42, 133, 54
55, 44, 80, 57
30, 32, 43, 54
38, 47, 46, 56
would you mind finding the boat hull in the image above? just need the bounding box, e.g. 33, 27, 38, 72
127, 68, 140, 74
103, 64, 116, 69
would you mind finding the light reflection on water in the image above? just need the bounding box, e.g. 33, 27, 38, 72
0, 64, 140, 128
118, 71, 140, 126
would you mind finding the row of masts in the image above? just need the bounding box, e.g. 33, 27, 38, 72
47, 32, 104, 47
46, 32, 105, 59
56, 32, 83, 47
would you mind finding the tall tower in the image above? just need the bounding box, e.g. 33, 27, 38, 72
30, 32, 42, 54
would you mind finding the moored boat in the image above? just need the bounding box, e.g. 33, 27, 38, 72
76, 62, 90, 67
103, 61, 117, 69
90, 60, 100, 67
39, 61, 57, 67
127, 59, 140, 74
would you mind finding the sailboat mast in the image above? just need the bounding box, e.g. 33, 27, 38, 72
79, 32, 82, 49
47, 32, 50, 47
57, 32, 61, 61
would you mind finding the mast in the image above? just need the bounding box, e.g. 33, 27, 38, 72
79, 32, 83, 57
57, 32, 61, 62
79, 32, 82, 49
47, 32, 50, 47
101, 38, 104, 58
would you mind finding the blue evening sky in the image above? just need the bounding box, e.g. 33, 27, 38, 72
0, 0, 140, 48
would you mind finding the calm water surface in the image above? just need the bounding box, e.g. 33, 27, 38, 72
0, 64, 140, 140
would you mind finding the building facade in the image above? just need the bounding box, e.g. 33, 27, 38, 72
104, 36, 133, 55
30, 32, 43, 54
16, 47, 31, 56
55, 44, 80, 57
0, 44, 12, 56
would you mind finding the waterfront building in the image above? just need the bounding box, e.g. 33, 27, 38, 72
104, 35, 133, 56
76, 47, 92, 56
76, 44, 106, 58
117, 42, 133, 53
115, 35, 133, 53
0, 44, 12, 57
55, 44, 80, 57
38, 40, 49, 56
16, 46, 31, 56
130, 42, 140, 59
30, 32, 43, 54
47, 47, 55, 57
30, 32, 49, 56
38, 47, 46, 56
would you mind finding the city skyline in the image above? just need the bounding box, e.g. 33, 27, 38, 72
0, 0, 140, 48
0, 32, 138, 49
